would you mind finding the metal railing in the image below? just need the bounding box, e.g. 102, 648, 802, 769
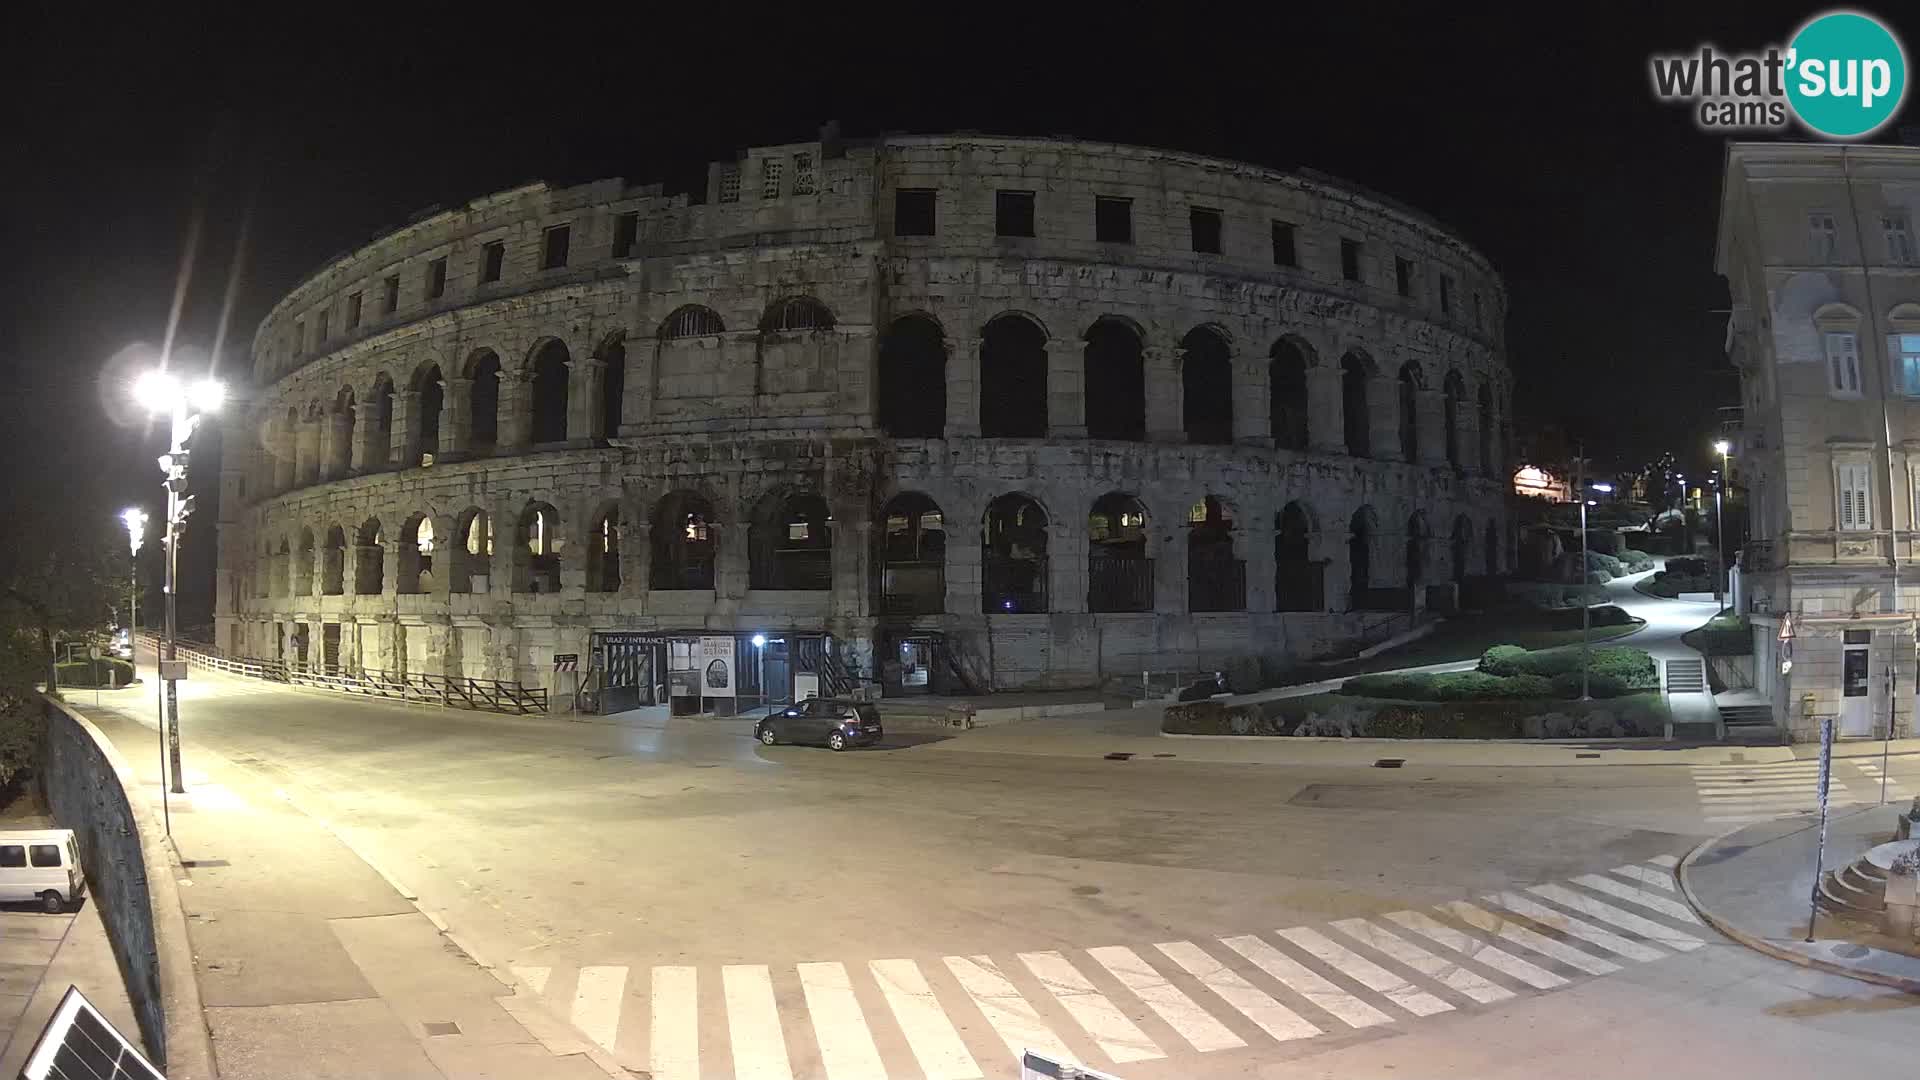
136, 633, 549, 715
1187, 555, 1247, 613
1274, 560, 1325, 612
1088, 556, 1154, 613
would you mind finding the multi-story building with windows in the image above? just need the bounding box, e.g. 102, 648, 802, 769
1718, 140, 1920, 742
217, 132, 1512, 711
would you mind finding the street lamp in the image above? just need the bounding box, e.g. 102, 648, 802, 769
1580, 482, 1614, 701
1713, 440, 1732, 614
132, 367, 224, 795
120, 507, 146, 641
750, 634, 768, 716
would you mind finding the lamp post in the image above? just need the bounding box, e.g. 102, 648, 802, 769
132, 369, 224, 796
1579, 482, 1614, 701
1713, 440, 1732, 614
750, 633, 768, 716
120, 508, 147, 645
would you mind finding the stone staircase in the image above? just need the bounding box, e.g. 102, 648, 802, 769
1665, 657, 1707, 694
1719, 703, 1780, 740
1818, 837, 1919, 919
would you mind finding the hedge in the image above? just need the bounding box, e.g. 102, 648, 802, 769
1506, 582, 1610, 610
54, 658, 135, 688
1619, 549, 1655, 572
1164, 692, 1669, 739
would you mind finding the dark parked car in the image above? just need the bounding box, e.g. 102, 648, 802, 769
756, 698, 883, 751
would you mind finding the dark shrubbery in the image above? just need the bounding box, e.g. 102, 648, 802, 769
1336, 643, 1653, 702
53, 658, 134, 688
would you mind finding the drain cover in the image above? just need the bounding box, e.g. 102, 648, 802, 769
1152, 753, 1176, 758
1104, 752, 1134, 761
423, 1021, 461, 1037
1831, 943, 1870, 959
1575, 753, 1601, 759
1373, 758, 1406, 769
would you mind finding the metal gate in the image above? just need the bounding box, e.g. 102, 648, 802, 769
322, 623, 342, 674
592, 632, 664, 714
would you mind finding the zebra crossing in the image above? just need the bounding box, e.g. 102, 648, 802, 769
510, 855, 1701, 1079
1691, 757, 1914, 824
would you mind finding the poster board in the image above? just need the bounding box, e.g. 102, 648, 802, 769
698, 635, 736, 698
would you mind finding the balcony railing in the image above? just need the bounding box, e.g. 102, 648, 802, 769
1188, 555, 1247, 613
1275, 560, 1326, 613
1089, 556, 1154, 612
983, 554, 1047, 613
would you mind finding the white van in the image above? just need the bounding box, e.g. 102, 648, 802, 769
0, 829, 84, 913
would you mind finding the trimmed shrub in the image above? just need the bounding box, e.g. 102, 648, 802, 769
1341, 673, 1438, 700
1163, 700, 1229, 731
1620, 549, 1655, 572
1549, 671, 1630, 698
1667, 555, 1709, 576
54, 658, 134, 689
1479, 645, 1530, 676
1506, 582, 1610, 610
1225, 656, 1263, 695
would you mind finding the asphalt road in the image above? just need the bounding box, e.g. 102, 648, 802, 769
95, 654, 1920, 1079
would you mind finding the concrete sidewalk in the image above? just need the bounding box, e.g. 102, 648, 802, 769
1680, 805, 1920, 992
73, 703, 616, 1080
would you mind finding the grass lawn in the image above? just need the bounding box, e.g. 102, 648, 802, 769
1306, 611, 1645, 680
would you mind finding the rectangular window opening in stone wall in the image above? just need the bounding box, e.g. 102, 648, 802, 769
996, 190, 1035, 237
792, 152, 815, 195
542, 224, 571, 270
613, 211, 638, 257
1395, 256, 1413, 298
1440, 275, 1454, 315
1810, 211, 1839, 263
316, 309, 330, 344
1885, 211, 1917, 265
1190, 207, 1222, 254
383, 274, 400, 314
1272, 221, 1296, 266
294, 320, 305, 355
1341, 238, 1362, 282
762, 158, 784, 200
1096, 196, 1132, 244
895, 189, 936, 236
482, 241, 505, 283
428, 257, 447, 300
347, 291, 362, 331
719, 165, 741, 204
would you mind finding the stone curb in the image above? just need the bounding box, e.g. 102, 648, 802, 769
43, 696, 220, 1079
1677, 822, 1920, 996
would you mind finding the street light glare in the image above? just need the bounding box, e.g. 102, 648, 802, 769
120, 507, 148, 529
1713, 439, 1731, 455
1592, 482, 1613, 492
132, 369, 180, 412
190, 378, 226, 413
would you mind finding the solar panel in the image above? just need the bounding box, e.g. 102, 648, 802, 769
16, 986, 164, 1080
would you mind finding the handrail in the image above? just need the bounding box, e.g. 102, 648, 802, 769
136, 633, 548, 715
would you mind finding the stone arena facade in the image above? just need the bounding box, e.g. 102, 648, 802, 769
215, 132, 1514, 708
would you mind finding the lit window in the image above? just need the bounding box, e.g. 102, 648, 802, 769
788, 522, 810, 541
1898, 333, 1920, 397
416, 519, 435, 555
601, 516, 616, 552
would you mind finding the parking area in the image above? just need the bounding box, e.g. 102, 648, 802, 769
0, 909, 75, 1060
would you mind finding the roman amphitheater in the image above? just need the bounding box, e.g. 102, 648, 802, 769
216, 131, 1513, 712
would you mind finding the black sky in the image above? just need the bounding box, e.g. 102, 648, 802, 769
4, 4, 1911, 619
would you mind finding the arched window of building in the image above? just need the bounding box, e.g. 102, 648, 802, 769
1398, 362, 1421, 461
751, 492, 832, 590
355, 518, 384, 595
1452, 514, 1473, 583
530, 340, 570, 445
877, 315, 947, 438
272, 538, 290, 598
295, 527, 316, 596
465, 350, 501, 451
398, 514, 434, 594
368, 373, 395, 468
331, 388, 356, 475
1485, 518, 1501, 577
1342, 353, 1372, 457
982, 493, 1048, 612
759, 296, 835, 333
1187, 496, 1244, 611
652, 491, 716, 591
658, 304, 724, 340
321, 525, 346, 595
587, 504, 621, 593
1270, 339, 1311, 451
1275, 501, 1322, 611
411, 364, 443, 463
1444, 370, 1465, 466
598, 334, 626, 440
879, 492, 945, 614
1406, 511, 1429, 587
512, 503, 561, 593
1083, 318, 1146, 441
979, 315, 1048, 438
1182, 328, 1234, 446
1088, 492, 1152, 611
1478, 380, 1495, 473
452, 508, 490, 593
1349, 506, 1376, 605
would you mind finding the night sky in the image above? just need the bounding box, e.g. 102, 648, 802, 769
4, 5, 1909, 622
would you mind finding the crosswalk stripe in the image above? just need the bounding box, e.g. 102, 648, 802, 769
1492, 892, 1667, 962
723, 965, 794, 1080
1383, 910, 1567, 990
944, 955, 1075, 1065
512, 965, 551, 995
1527, 884, 1705, 952
1274, 927, 1452, 1016
1330, 918, 1514, 1005
572, 965, 626, 1053
1444, 902, 1621, 976
1219, 934, 1393, 1029
1647, 854, 1680, 869
651, 966, 700, 1080
1020, 951, 1163, 1063
797, 962, 887, 1080
1609, 865, 1675, 893
1571, 875, 1703, 924
1085, 945, 1245, 1053
1153, 941, 1321, 1043
1697, 784, 1815, 793
868, 959, 981, 1080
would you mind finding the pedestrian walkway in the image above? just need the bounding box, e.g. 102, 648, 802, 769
1690, 757, 1914, 825
0, 903, 140, 1078
511, 856, 1703, 1079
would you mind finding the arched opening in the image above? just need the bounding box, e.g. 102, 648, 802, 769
466, 350, 501, 452
295, 527, 316, 596
1181, 327, 1233, 445
530, 340, 570, 444
282, 407, 300, 489
1349, 507, 1375, 606
877, 315, 947, 438
879, 493, 945, 614
513, 503, 562, 593
652, 491, 716, 591
1270, 339, 1310, 451
1088, 493, 1152, 612
658, 304, 725, 340
1477, 381, 1495, 473
1444, 370, 1465, 466
586, 505, 621, 593
1398, 363, 1421, 461
369, 374, 395, 468
411, 365, 443, 462
272, 538, 290, 598
1275, 501, 1322, 611
1406, 512, 1429, 587
1452, 514, 1473, 583
1187, 496, 1244, 611
979, 315, 1047, 438
760, 296, 835, 333
751, 492, 832, 591
1083, 318, 1145, 441
452, 508, 491, 593
599, 336, 626, 440
1342, 353, 1372, 457
355, 518, 384, 595
982, 493, 1048, 613
1485, 518, 1501, 577
321, 525, 346, 595
399, 514, 433, 594
331, 388, 356, 475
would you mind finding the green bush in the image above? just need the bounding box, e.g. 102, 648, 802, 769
1541, 604, 1638, 630
1549, 671, 1630, 698
1506, 582, 1610, 610
54, 658, 134, 688
1479, 645, 1529, 676
1163, 700, 1229, 731
1342, 673, 1438, 700
1620, 549, 1655, 572
1667, 556, 1709, 576
1584, 551, 1624, 579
